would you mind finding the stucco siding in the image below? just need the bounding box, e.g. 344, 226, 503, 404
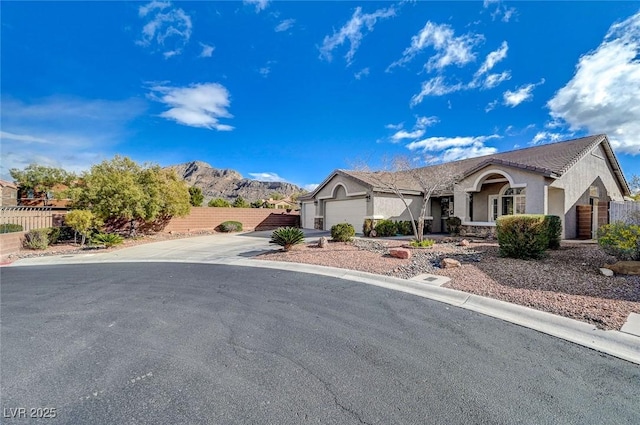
315, 175, 368, 199
372, 193, 422, 221
551, 142, 624, 238
472, 182, 504, 221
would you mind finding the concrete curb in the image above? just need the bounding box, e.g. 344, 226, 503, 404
8, 254, 640, 365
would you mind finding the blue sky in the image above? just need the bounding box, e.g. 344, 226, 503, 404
2, 1, 639, 191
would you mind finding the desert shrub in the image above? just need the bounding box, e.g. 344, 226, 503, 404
396, 220, 414, 236
65, 209, 101, 245
496, 215, 549, 260
544, 215, 562, 250
56, 226, 75, 242
0, 223, 23, 234
208, 198, 230, 207
46, 227, 61, 245
91, 232, 124, 248
270, 227, 305, 251
23, 229, 50, 250
331, 223, 355, 242
446, 216, 462, 236
363, 219, 374, 237
218, 221, 243, 232
232, 197, 250, 208
409, 238, 435, 248
374, 219, 397, 237
597, 222, 640, 261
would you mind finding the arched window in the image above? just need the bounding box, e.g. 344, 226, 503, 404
501, 187, 526, 216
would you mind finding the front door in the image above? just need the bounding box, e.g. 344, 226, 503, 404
488, 195, 499, 222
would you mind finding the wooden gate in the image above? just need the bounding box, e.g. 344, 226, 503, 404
576, 205, 592, 239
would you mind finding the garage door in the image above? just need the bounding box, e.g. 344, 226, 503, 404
302, 202, 315, 229
324, 198, 366, 233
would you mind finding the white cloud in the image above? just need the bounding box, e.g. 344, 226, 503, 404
406, 135, 500, 163
244, 0, 269, 13
388, 21, 482, 72
275, 18, 295, 32
137, 1, 192, 58
389, 115, 439, 142
0, 97, 144, 176
319, 6, 396, 65
483, 71, 511, 89
303, 183, 319, 192
415, 116, 439, 129
484, 0, 517, 23
354, 67, 370, 80
475, 41, 508, 77
503, 79, 544, 107
485, 99, 498, 112
259, 67, 271, 77
410, 76, 464, 106
530, 131, 565, 145
391, 129, 425, 142
199, 42, 214, 58
385, 123, 403, 130
547, 11, 640, 155
147, 82, 234, 131
249, 172, 286, 182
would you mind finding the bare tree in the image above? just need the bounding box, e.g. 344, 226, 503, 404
354, 156, 461, 242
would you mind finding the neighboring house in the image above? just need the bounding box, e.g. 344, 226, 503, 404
0, 180, 18, 206
299, 135, 631, 239
18, 183, 72, 207
266, 198, 298, 210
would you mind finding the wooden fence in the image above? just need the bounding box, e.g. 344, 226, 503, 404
0, 207, 66, 232
609, 201, 640, 224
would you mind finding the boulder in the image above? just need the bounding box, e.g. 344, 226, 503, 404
458, 239, 470, 247
599, 267, 614, 277
440, 258, 461, 268
317, 236, 328, 248
389, 248, 412, 259
602, 261, 640, 276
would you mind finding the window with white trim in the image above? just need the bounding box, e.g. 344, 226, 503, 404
501, 187, 526, 215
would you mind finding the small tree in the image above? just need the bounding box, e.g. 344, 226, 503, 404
232, 196, 250, 208
189, 186, 204, 206
208, 198, 230, 207
629, 174, 640, 201
10, 164, 76, 206
270, 192, 285, 201
65, 210, 101, 245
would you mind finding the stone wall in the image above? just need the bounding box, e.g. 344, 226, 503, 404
459, 224, 496, 239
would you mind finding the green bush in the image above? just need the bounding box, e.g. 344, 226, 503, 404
270, 227, 305, 251
409, 238, 435, 248
544, 215, 562, 249
218, 221, 243, 232
396, 220, 414, 236
446, 216, 462, 236
23, 229, 50, 250
0, 223, 23, 234
232, 196, 250, 208
47, 227, 61, 245
208, 198, 230, 207
597, 222, 640, 261
91, 232, 124, 248
65, 209, 101, 245
374, 219, 397, 237
363, 219, 374, 237
496, 215, 550, 260
331, 222, 355, 242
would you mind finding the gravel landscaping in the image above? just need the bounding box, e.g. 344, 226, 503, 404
257, 238, 640, 330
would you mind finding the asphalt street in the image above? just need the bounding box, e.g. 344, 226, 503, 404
1, 263, 639, 424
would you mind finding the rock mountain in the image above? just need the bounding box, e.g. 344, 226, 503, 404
166, 161, 302, 202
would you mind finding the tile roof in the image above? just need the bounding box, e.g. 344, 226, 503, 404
0, 179, 18, 189
341, 134, 608, 192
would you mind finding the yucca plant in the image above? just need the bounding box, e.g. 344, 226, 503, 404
270, 227, 305, 251
91, 232, 124, 248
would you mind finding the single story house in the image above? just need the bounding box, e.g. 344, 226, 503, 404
299, 134, 631, 239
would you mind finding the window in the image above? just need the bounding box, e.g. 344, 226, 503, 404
501, 187, 526, 216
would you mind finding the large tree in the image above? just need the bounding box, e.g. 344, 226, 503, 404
9, 164, 76, 205
72, 156, 190, 234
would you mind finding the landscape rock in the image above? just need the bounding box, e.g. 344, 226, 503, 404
458, 239, 470, 247
599, 267, 614, 277
389, 248, 412, 259
318, 236, 328, 248
602, 261, 640, 275
441, 258, 461, 268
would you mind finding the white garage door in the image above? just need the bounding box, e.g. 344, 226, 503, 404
302, 202, 315, 229
325, 198, 366, 233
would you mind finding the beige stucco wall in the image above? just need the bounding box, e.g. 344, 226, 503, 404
372, 193, 422, 221
551, 143, 624, 238
313, 174, 372, 217
548, 187, 565, 238
471, 182, 504, 222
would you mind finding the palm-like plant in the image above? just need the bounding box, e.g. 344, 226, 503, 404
270, 227, 305, 251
